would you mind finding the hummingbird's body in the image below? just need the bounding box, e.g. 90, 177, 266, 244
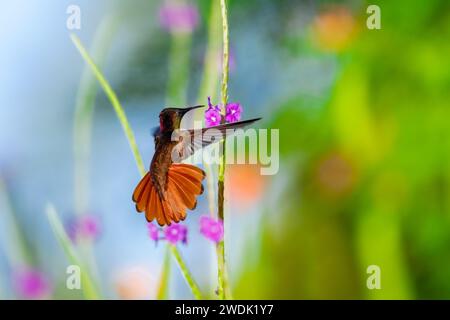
149, 131, 177, 200
132, 105, 260, 226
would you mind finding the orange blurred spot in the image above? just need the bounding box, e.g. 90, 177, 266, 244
114, 266, 156, 300
315, 151, 357, 197
311, 6, 357, 52
226, 164, 267, 209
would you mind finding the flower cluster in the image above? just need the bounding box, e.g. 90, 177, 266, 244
148, 215, 224, 245
148, 223, 188, 245
204, 96, 242, 127
66, 214, 101, 243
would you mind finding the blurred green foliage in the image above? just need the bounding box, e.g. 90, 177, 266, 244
234, 0, 450, 299
1, 0, 450, 300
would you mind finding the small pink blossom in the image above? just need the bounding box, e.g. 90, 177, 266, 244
13, 268, 52, 299
200, 215, 224, 243
164, 224, 188, 245
205, 96, 222, 127
147, 223, 160, 243
66, 214, 101, 243
158, 2, 199, 34
225, 102, 242, 123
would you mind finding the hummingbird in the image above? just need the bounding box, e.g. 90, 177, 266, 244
132, 105, 261, 226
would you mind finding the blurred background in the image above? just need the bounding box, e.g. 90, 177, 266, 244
1, 0, 449, 299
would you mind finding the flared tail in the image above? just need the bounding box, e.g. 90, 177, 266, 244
132, 164, 205, 226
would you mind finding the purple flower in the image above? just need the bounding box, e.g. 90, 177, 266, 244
207, 96, 216, 110
66, 215, 101, 243
158, 2, 199, 34
200, 215, 224, 243
205, 108, 221, 127
204, 97, 222, 127
147, 223, 160, 243
79, 215, 100, 238
13, 268, 52, 299
164, 224, 188, 245
225, 102, 242, 123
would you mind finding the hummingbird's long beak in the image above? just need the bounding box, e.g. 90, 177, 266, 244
179, 105, 205, 116
184, 105, 205, 112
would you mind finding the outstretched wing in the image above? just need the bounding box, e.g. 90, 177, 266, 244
173, 118, 262, 162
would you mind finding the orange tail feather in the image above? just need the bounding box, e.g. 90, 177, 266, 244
132, 164, 205, 226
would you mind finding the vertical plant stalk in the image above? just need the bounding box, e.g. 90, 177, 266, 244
0, 179, 30, 267
156, 245, 171, 299
70, 34, 201, 299
71, 34, 146, 177
197, 1, 222, 218
217, 0, 230, 300
73, 17, 116, 297
198, 1, 222, 103
169, 245, 202, 299
45, 204, 100, 299
166, 33, 192, 106
73, 17, 116, 216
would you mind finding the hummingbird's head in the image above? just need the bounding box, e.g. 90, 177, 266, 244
159, 105, 204, 132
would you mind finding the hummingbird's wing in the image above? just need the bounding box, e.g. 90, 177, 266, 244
173, 117, 262, 162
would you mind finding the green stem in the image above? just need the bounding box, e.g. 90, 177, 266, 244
156, 245, 171, 299
215, 241, 225, 298
0, 179, 30, 267
70, 33, 201, 299
217, 0, 230, 300
70, 33, 146, 177
198, 1, 222, 104
220, 0, 230, 110
45, 204, 100, 299
73, 16, 116, 216
166, 32, 192, 106
72, 17, 116, 297
197, 1, 222, 218
169, 245, 203, 299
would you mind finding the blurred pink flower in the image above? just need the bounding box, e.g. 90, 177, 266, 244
164, 224, 188, 245
66, 214, 101, 243
158, 1, 199, 34
13, 268, 52, 299
200, 215, 224, 243
147, 223, 160, 243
